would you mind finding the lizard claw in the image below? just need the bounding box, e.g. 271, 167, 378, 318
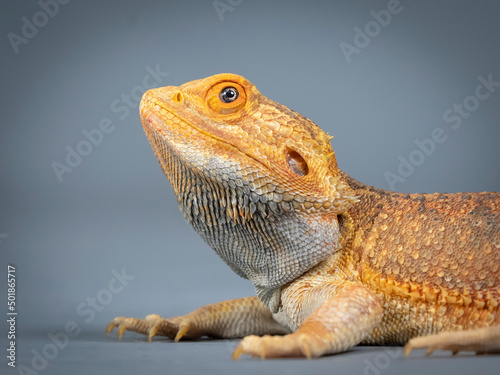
117, 322, 128, 340
104, 317, 131, 340
232, 343, 244, 361
105, 321, 117, 337
174, 323, 189, 342
425, 347, 435, 357
148, 324, 159, 342
405, 335, 435, 356
404, 343, 412, 357
298, 335, 313, 359
105, 314, 174, 342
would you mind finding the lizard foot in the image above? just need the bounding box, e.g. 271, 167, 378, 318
232, 333, 324, 360
106, 314, 182, 342
404, 325, 500, 356
106, 297, 288, 344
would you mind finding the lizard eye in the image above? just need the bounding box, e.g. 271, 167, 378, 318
207, 81, 246, 115
219, 87, 239, 103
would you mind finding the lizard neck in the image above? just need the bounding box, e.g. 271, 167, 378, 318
336, 171, 398, 267
340, 171, 393, 217
182, 172, 342, 313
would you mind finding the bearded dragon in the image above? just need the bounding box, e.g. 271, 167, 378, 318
106, 73, 500, 359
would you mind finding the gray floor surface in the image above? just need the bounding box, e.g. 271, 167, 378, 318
3, 330, 499, 375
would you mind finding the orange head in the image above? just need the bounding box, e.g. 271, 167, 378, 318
139, 73, 358, 312
140, 73, 356, 212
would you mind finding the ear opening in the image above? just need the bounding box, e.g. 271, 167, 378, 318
286, 149, 309, 176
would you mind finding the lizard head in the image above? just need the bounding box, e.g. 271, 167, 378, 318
140, 73, 358, 312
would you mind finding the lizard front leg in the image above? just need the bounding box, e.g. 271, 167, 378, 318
233, 283, 383, 359
106, 297, 290, 342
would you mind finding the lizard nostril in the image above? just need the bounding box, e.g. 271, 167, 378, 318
172, 91, 183, 103
286, 149, 309, 176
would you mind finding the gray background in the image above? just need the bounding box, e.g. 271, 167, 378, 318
1, 0, 499, 374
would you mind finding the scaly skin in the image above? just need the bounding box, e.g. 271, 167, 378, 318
107, 73, 500, 359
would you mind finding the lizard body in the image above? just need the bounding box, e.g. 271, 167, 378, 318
107, 73, 500, 358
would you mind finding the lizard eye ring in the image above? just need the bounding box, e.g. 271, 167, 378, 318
219, 87, 239, 103
207, 81, 246, 115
